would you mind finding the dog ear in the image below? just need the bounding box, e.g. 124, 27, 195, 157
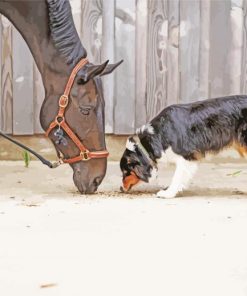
126, 137, 137, 152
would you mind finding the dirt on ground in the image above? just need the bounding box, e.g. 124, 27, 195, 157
1, 160, 247, 296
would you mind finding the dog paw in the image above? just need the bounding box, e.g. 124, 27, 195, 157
156, 189, 176, 199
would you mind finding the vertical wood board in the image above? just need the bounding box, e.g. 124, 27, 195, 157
135, 0, 148, 128
12, 27, 33, 135
209, 0, 232, 98
1, 16, 13, 134
33, 63, 44, 134
0, 17, 2, 130
199, 0, 210, 100
146, 0, 168, 121
229, 0, 243, 94
167, 0, 179, 105
102, 0, 115, 133
81, 0, 103, 63
241, 0, 247, 93
114, 0, 136, 134
179, 0, 200, 103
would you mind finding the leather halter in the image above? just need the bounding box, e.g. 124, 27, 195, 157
46, 58, 109, 164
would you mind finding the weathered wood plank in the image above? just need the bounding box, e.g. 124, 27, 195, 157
33, 63, 45, 134
199, 0, 210, 100
209, 0, 231, 98
102, 0, 115, 133
114, 0, 136, 134
12, 27, 33, 135
146, 0, 168, 121
81, 0, 103, 63
179, 0, 200, 103
241, 0, 247, 93
70, 0, 82, 36
0, 16, 2, 131
1, 16, 13, 134
135, 0, 148, 128
229, 0, 243, 94
167, 0, 179, 105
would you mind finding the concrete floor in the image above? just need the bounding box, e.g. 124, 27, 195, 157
1, 160, 247, 295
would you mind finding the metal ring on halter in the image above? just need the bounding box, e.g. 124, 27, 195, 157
80, 150, 90, 161
55, 116, 65, 126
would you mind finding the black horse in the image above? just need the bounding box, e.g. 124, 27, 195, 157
0, 0, 122, 193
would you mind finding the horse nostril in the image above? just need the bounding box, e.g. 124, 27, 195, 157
93, 177, 101, 187
75, 169, 81, 176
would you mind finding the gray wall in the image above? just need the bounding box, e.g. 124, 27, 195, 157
0, 0, 246, 135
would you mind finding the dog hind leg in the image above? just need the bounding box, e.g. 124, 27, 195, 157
157, 157, 198, 198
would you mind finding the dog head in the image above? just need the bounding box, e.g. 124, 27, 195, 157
120, 137, 155, 191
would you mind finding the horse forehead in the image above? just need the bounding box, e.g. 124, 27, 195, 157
85, 79, 96, 91
80, 79, 99, 98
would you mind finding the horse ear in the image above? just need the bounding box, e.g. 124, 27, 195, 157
100, 60, 124, 76
78, 60, 109, 84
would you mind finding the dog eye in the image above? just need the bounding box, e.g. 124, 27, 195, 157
79, 106, 92, 115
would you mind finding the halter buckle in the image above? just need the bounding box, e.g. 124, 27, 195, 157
80, 150, 90, 161
59, 95, 69, 108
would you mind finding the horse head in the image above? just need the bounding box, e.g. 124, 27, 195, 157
40, 0, 122, 194
42, 59, 122, 194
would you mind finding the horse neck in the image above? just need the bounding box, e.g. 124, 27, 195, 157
0, 1, 71, 96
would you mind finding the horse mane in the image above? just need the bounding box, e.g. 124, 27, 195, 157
46, 0, 87, 66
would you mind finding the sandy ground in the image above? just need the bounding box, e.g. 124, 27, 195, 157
1, 160, 247, 296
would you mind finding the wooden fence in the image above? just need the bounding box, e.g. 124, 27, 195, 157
0, 0, 247, 135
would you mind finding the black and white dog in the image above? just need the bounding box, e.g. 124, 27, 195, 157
120, 95, 247, 198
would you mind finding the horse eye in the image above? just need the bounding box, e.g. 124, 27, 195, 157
79, 106, 91, 115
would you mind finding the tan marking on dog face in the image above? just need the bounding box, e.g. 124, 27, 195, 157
123, 172, 140, 191
191, 150, 204, 160
232, 141, 247, 157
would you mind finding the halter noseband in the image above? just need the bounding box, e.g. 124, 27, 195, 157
45, 58, 109, 164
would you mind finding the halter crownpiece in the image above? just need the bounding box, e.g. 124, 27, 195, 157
46, 58, 109, 165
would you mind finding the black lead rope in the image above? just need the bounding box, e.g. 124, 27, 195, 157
0, 131, 61, 168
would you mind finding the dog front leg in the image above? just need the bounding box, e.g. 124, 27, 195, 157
157, 157, 198, 198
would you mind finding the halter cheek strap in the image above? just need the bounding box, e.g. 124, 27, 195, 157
46, 58, 109, 164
